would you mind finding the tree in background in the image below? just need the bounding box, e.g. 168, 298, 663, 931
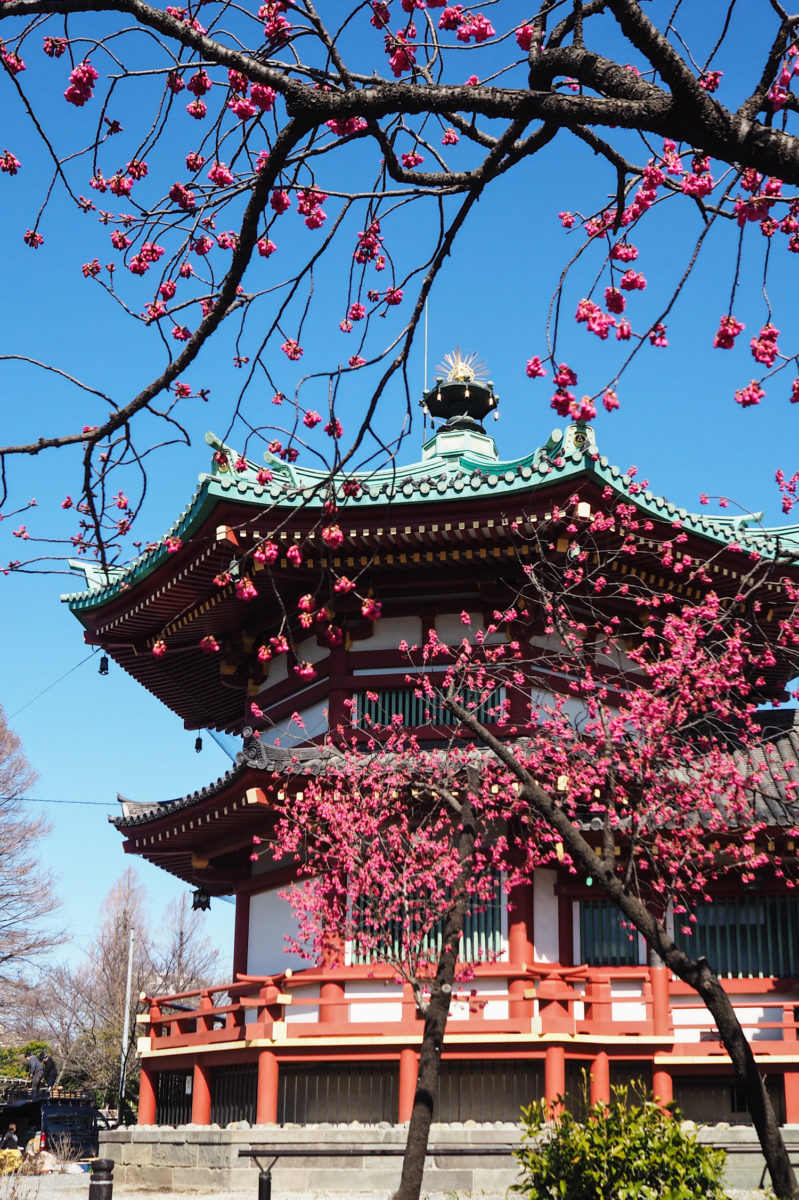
0, 4, 799, 567
0, 706, 60, 1010
270, 500, 799, 1200
12, 868, 219, 1109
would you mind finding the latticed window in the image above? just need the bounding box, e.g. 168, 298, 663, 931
350, 881, 504, 965
579, 894, 799, 977
353, 685, 506, 729
689, 894, 799, 979
579, 899, 641, 966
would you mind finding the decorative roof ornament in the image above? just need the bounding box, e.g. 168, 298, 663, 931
421, 347, 498, 431
436, 348, 489, 385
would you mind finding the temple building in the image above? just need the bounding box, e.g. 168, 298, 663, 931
64, 356, 799, 1132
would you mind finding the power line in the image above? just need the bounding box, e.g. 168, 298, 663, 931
0, 795, 111, 808
7, 650, 98, 720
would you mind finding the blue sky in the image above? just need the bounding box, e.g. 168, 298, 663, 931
1, 4, 797, 975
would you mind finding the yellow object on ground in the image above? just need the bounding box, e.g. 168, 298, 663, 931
0, 1148, 22, 1173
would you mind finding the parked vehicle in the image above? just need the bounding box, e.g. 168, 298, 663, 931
0, 1087, 107, 1160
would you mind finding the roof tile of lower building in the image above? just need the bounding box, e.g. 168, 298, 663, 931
66, 421, 799, 614
112, 712, 799, 833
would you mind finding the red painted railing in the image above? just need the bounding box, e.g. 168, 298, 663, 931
138, 964, 799, 1053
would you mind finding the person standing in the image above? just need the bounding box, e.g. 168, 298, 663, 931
0, 1124, 18, 1150
26, 1051, 43, 1096
41, 1054, 57, 1090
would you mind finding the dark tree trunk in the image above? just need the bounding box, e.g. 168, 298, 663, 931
672, 953, 798, 1199
393, 782, 477, 1200
445, 706, 799, 1200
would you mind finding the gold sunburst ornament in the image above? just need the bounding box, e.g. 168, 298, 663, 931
436, 348, 489, 385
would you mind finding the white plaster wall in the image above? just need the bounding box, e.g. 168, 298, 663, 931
256, 654, 288, 691
608, 978, 647, 1024
446, 978, 511, 1022
296, 634, 331, 666
359, 615, 422, 651
284, 983, 320, 1025
247, 887, 310, 975
474, 978, 509, 1021
259, 699, 328, 746
671, 1005, 711, 1042
671, 997, 787, 1043
436, 611, 483, 644
345, 980, 403, 1023
533, 870, 560, 963
737, 1006, 782, 1041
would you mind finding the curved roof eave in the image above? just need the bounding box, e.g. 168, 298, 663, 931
62, 422, 799, 616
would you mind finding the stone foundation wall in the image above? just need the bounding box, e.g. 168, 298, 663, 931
100, 1123, 799, 1195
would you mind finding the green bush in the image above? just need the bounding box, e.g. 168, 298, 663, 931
512, 1086, 727, 1200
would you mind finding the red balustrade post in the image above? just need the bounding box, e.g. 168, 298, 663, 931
256, 1050, 279, 1125
508, 881, 535, 1020
319, 980, 346, 1025
398, 1048, 419, 1123
147, 1000, 162, 1045
138, 1064, 157, 1125
198, 990, 215, 1035
582, 972, 613, 1035
320, 923, 347, 1025
191, 1061, 212, 1125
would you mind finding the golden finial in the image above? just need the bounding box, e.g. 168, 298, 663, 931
436, 348, 489, 385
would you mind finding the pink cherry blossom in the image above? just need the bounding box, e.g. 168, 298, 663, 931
714, 315, 744, 349
735, 380, 765, 407
322, 524, 344, 548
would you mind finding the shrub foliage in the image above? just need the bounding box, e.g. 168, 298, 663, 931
512, 1087, 727, 1200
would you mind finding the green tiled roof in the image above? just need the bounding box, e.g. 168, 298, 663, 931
63, 421, 799, 613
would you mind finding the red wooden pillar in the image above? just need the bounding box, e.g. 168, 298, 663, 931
652, 1066, 673, 1108
783, 1007, 799, 1123
649, 964, 671, 1036
783, 1071, 799, 1125
232, 891, 251, 977
191, 1061, 212, 1125
398, 1048, 419, 1123
138, 1064, 157, 1125
544, 1045, 566, 1114
589, 1051, 610, 1107
508, 881, 535, 1019
256, 1050, 279, 1124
